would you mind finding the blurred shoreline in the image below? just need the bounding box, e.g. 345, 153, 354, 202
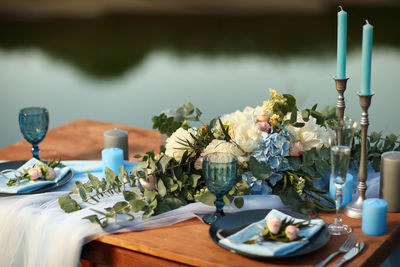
0, 0, 399, 20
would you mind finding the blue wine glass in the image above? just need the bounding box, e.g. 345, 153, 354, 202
19, 107, 49, 159
202, 152, 238, 224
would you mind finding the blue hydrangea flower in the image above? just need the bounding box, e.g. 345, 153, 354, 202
248, 130, 292, 191
242, 172, 273, 195
251, 130, 291, 172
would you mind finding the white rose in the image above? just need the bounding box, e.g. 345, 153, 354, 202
165, 128, 198, 161
221, 108, 261, 154
202, 140, 247, 163
286, 112, 329, 151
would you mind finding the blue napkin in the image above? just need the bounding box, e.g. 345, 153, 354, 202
219, 209, 325, 257
0, 159, 71, 194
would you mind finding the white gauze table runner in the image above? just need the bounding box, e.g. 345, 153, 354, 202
0, 160, 292, 267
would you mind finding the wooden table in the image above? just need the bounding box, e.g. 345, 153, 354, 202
1, 119, 399, 267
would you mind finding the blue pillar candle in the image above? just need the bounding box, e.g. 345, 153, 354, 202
360, 20, 373, 95
336, 6, 347, 79
102, 148, 124, 175
362, 198, 387, 236
330, 173, 353, 208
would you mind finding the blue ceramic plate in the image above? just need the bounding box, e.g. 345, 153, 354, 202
209, 209, 330, 259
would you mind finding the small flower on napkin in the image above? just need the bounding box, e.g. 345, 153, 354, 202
285, 225, 300, 241
27, 166, 43, 180
262, 215, 308, 242
266, 216, 281, 234
219, 209, 325, 257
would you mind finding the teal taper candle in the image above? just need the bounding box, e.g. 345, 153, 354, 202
361, 20, 373, 95
336, 6, 347, 79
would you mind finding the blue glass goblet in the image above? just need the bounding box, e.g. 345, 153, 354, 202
19, 107, 49, 159
202, 152, 238, 224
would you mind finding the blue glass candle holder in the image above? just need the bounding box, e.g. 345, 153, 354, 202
202, 152, 238, 224
18, 107, 49, 159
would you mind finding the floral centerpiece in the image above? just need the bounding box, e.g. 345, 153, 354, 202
59, 89, 399, 227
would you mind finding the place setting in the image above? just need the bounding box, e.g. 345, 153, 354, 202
0, 107, 72, 195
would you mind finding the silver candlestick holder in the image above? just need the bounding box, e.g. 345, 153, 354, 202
344, 92, 374, 218
334, 76, 349, 125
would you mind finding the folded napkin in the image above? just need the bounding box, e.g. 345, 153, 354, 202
0, 158, 71, 194
219, 209, 325, 257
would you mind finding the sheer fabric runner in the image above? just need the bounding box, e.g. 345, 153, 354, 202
0, 161, 379, 267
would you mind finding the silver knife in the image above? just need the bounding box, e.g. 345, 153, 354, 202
333, 242, 365, 267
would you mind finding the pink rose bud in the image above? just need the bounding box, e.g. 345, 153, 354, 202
289, 141, 303, 157
256, 113, 269, 122
28, 166, 42, 180
256, 122, 271, 133
194, 156, 203, 170
47, 167, 57, 180
267, 216, 282, 234
285, 225, 300, 241
139, 169, 156, 191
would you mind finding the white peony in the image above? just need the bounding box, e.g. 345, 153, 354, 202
202, 139, 247, 163
165, 127, 198, 161
221, 107, 261, 154
286, 112, 329, 151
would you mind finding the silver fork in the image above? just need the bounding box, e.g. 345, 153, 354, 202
314, 232, 359, 267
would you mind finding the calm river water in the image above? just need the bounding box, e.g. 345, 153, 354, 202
1, 7, 400, 148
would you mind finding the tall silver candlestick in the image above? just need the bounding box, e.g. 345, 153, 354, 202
334, 77, 349, 125
344, 92, 374, 218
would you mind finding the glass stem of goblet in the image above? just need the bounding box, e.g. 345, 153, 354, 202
334, 186, 343, 225
215, 195, 225, 217
32, 143, 40, 160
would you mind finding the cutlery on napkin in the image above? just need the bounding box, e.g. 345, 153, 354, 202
218, 209, 325, 257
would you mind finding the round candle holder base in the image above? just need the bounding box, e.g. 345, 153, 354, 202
344, 198, 363, 218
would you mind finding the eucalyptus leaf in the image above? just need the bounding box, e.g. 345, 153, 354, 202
123, 190, 137, 201
131, 161, 148, 174
142, 206, 155, 220
157, 179, 167, 197
159, 155, 170, 173
156, 197, 185, 214
83, 215, 103, 227
58, 195, 81, 213
149, 199, 158, 210
79, 187, 87, 201
189, 174, 202, 188
144, 190, 157, 202
112, 201, 131, 214
130, 199, 146, 212
197, 191, 216, 206
118, 165, 127, 184
87, 172, 102, 190
249, 157, 271, 180
105, 167, 116, 183
234, 197, 244, 208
